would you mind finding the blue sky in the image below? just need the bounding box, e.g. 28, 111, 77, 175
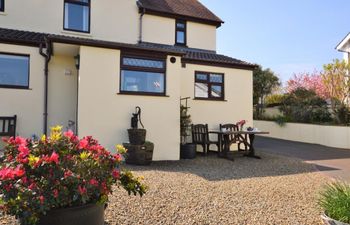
201, 0, 350, 83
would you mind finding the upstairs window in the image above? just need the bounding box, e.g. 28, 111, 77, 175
64, 0, 90, 33
0, 53, 30, 89
0, 0, 4, 12
120, 56, 166, 96
194, 72, 224, 100
175, 20, 186, 45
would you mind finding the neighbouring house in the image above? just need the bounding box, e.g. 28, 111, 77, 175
0, 0, 255, 160
336, 32, 350, 62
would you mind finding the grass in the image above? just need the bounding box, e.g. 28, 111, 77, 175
319, 182, 350, 223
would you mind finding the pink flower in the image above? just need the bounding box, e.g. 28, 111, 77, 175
28, 182, 37, 190
112, 169, 120, 179
64, 170, 73, 178
78, 186, 87, 195
49, 152, 59, 164
114, 154, 122, 162
89, 179, 99, 187
39, 196, 45, 205
18, 145, 29, 158
64, 130, 74, 139
14, 167, 25, 177
15, 137, 27, 146
53, 189, 59, 198
78, 139, 89, 150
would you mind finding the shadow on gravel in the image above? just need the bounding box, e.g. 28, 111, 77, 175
125, 151, 327, 182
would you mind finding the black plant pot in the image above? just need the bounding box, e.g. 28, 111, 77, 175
180, 143, 196, 159
128, 129, 146, 145
20, 204, 104, 225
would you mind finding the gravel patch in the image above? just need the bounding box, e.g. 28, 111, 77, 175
1, 152, 329, 225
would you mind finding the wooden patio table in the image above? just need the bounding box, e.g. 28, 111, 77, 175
209, 130, 269, 160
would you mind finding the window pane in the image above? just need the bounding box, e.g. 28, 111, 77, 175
176, 22, 185, 29
195, 83, 208, 98
64, 3, 89, 32
196, 74, 207, 81
211, 85, 222, 98
0, 54, 29, 87
121, 70, 164, 93
123, 57, 164, 69
210, 74, 223, 83
176, 31, 185, 44
0, 0, 3, 11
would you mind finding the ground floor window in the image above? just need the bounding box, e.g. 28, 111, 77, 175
194, 71, 224, 100
120, 56, 166, 96
0, 0, 4, 12
0, 53, 30, 89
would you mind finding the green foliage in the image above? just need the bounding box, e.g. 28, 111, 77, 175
319, 182, 350, 223
0, 126, 147, 225
280, 88, 332, 124
274, 115, 289, 127
265, 94, 284, 106
253, 65, 281, 118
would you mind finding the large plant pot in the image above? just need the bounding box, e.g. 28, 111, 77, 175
322, 214, 350, 225
124, 142, 154, 165
20, 204, 104, 225
180, 144, 196, 159
128, 129, 146, 145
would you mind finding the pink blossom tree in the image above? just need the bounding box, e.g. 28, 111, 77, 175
286, 71, 330, 99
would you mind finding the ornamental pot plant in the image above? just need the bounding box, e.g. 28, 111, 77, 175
180, 104, 196, 159
0, 126, 147, 225
319, 182, 350, 225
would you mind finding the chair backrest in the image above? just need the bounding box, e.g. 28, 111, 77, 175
220, 123, 239, 142
191, 124, 209, 144
0, 115, 17, 137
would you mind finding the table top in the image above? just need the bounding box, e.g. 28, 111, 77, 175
209, 130, 270, 135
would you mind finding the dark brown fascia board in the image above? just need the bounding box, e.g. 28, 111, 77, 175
0, 38, 41, 47
182, 58, 257, 71
141, 8, 224, 28
47, 35, 185, 56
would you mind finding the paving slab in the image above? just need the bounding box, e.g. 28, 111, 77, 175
255, 136, 350, 181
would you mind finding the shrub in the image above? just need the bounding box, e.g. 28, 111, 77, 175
0, 126, 147, 225
319, 182, 350, 223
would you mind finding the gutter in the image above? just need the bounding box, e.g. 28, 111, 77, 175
137, 1, 145, 43
39, 37, 52, 135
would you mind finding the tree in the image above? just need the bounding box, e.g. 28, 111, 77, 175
253, 65, 280, 118
286, 71, 330, 99
321, 59, 350, 123
280, 88, 331, 124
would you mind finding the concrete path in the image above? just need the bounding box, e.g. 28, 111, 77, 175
255, 136, 350, 181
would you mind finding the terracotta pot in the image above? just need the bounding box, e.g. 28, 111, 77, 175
321, 213, 350, 225
20, 204, 105, 225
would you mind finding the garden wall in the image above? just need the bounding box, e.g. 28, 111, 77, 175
254, 120, 350, 149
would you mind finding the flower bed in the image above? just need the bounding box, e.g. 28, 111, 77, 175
0, 126, 146, 225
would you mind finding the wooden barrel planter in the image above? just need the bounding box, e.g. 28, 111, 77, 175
124, 142, 154, 165
128, 129, 146, 145
20, 204, 104, 225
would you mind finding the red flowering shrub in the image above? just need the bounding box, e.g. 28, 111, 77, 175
0, 126, 147, 225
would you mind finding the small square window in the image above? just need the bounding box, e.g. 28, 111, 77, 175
0, 0, 4, 12
195, 72, 224, 100
0, 53, 30, 89
64, 0, 90, 33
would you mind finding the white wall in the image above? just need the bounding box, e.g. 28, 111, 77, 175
47, 55, 78, 130
254, 120, 350, 149
78, 46, 181, 160
0, 0, 140, 44
0, 44, 44, 137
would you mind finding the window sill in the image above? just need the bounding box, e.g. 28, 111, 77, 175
0, 12, 7, 16
117, 92, 169, 97
193, 97, 227, 102
61, 30, 93, 37
0, 86, 32, 90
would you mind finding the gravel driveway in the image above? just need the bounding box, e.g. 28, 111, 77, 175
1, 152, 329, 225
